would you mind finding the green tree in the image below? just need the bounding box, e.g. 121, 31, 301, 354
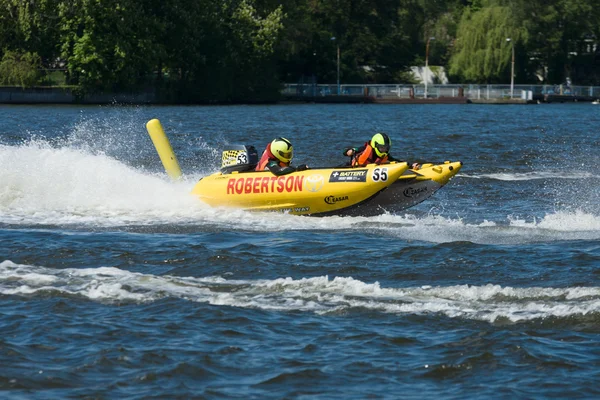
0, 0, 62, 65
417, 0, 469, 67
58, 0, 162, 92
449, 1, 525, 83
220, 0, 284, 100
521, 0, 599, 84
271, 0, 429, 85
2, 0, 599, 95
156, 0, 283, 102
0, 50, 42, 87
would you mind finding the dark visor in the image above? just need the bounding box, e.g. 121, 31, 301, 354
278, 150, 292, 159
376, 144, 389, 154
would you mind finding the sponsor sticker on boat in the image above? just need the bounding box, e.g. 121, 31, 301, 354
305, 175, 325, 192
324, 195, 349, 205
403, 186, 428, 197
329, 169, 368, 182
280, 206, 310, 213
227, 175, 304, 194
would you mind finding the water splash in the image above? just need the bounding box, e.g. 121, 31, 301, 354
2, 141, 600, 243
0, 142, 210, 225
2, 260, 598, 324
461, 171, 598, 181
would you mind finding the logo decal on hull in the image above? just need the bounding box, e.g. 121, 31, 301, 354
324, 195, 349, 205
329, 169, 368, 182
403, 186, 428, 198
227, 175, 304, 194
280, 206, 310, 213
305, 174, 325, 192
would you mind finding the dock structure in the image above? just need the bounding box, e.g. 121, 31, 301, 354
282, 83, 600, 104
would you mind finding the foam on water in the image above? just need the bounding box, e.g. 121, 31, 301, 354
0, 142, 210, 225
461, 171, 598, 181
378, 211, 600, 243
2, 142, 600, 243
508, 209, 600, 231
2, 260, 598, 323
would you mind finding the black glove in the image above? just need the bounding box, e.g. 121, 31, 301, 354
296, 164, 308, 171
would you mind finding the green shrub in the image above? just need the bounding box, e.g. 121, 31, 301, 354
0, 51, 42, 87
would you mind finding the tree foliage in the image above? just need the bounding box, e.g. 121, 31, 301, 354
0, 0, 598, 99
0, 50, 42, 87
449, 2, 525, 83
521, 0, 600, 83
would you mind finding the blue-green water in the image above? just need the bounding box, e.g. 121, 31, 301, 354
1, 103, 600, 398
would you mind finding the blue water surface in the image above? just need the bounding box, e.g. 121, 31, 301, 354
1, 103, 600, 399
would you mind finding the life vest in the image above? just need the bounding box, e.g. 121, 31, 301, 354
352, 142, 389, 166
255, 143, 288, 171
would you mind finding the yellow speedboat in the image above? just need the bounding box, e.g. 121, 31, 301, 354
146, 119, 462, 216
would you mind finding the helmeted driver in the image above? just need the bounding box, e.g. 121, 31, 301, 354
256, 137, 308, 175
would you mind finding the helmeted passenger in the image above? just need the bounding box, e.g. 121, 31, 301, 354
256, 137, 308, 176
343, 132, 420, 169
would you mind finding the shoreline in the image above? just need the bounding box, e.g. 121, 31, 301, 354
0, 86, 595, 105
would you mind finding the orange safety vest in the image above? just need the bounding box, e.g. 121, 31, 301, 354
352, 142, 389, 166
255, 143, 288, 171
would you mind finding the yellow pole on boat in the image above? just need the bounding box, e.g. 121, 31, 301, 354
145, 119, 183, 181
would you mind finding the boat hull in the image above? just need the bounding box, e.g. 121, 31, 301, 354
191, 161, 461, 216
328, 161, 463, 216
191, 162, 409, 215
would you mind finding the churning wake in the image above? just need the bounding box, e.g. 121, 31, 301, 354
2, 141, 600, 243
0, 142, 211, 225
1, 260, 598, 324
461, 171, 599, 181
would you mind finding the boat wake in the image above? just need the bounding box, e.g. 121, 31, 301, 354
461, 171, 599, 181
2, 260, 598, 324
380, 211, 600, 243
0, 142, 215, 226
2, 142, 600, 243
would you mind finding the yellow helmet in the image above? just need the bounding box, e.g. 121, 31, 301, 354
270, 137, 293, 163
370, 133, 391, 157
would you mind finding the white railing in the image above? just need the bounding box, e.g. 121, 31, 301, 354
282, 83, 600, 101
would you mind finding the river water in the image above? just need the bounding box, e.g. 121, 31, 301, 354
1, 103, 599, 398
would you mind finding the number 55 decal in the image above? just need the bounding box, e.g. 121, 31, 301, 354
372, 167, 388, 182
